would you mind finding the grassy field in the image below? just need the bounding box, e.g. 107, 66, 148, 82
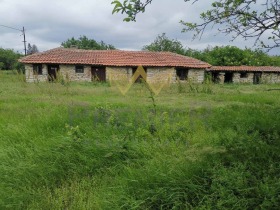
0, 70, 280, 209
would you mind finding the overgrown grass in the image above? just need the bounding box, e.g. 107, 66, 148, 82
0, 70, 280, 209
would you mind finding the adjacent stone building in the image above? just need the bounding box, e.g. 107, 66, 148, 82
19, 47, 210, 84
209, 66, 280, 84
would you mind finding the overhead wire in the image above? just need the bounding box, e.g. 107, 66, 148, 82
0, 24, 22, 32
0, 24, 27, 55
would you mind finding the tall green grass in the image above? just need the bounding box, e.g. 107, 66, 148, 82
0, 71, 280, 209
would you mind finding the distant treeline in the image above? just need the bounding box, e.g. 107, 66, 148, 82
184, 46, 280, 66
143, 33, 280, 66
0, 48, 23, 70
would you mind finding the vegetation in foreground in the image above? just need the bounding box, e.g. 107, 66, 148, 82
0, 71, 280, 209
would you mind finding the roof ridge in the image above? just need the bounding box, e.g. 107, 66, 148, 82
19, 47, 212, 68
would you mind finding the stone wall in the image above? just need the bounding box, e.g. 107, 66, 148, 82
241, 73, 254, 83
232, 72, 254, 84
25, 64, 48, 82
217, 72, 225, 84
106, 66, 176, 83
59, 65, 91, 82
25, 64, 92, 82
25, 64, 205, 84
106, 67, 132, 82
188, 69, 205, 83
262, 72, 280, 83
146, 67, 176, 83
232, 73, 240, 83
212, 71, 280, 84
106, 67, 204, 84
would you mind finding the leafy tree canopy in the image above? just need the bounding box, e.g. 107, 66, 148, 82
195, 46, 275, 66
0, 48, 23, 70
142, 33, 185, 55
61, 35, 116, 50
112, 0, 280, 50
143, 33, 280, 66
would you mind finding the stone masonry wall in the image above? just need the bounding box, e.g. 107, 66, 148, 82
232, 73, 240, 83
106, 67, 176, 84
146, 67, 176, 83
25, 64, 92, 82
59, 65, 91, 82
106, 67, 132, 82
214, 71, 280, 84
232, 72, 254, 84
25, 64, 205, 84
25, 64, 48, 82
262, 72, 280, 83
241, 73, 254, 83
188, 69, 205, 84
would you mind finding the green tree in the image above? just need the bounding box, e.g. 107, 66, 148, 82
27, 43, 39, 55
0, 62, 4, 70
184, 48, 204, 60
61, 36, 116, 50
112, 0, 280, 50
142, 33, 185, 55
142, 33, 278, 66
203, 46, 247, 66
194, 46, 275, 66
0, 48, 23, 70
270, 56, 280, 66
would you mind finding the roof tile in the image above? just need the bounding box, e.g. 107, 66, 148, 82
19, 47, 211, 69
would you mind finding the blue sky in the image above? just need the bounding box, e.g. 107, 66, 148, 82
0, 0, 278, 55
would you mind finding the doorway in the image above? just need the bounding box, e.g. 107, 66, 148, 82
48, 65, 59, 81
211, 72, 220, 83
253, 72, 262, 84
224, 72, 233, 83
91, 66, 106, 81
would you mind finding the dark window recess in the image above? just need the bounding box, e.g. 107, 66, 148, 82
33, 64, 43, 75
253, 73, 262, 84
176, 68, 188, 80
75, 65, 84, 73
240, 72, 248, 78
224, 72, 233, 83
212, 72, 220, 83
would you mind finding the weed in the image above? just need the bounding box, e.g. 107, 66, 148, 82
1, 72, 280, 209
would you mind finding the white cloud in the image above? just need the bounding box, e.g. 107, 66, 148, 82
0, 0, 278, 55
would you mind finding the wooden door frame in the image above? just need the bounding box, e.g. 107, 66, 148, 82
253, 72, 262, 84
91, 66, 106, 81
47, 65, 60, 81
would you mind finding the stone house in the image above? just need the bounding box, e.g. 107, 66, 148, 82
19, 47, 211, 83
208, 66, 280, 84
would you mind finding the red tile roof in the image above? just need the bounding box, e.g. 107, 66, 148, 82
209, 66, 280, 72
19, 47, 211, 69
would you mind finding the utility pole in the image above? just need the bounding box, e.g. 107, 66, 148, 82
22, 27, 27, 55
0, 24, 27, 55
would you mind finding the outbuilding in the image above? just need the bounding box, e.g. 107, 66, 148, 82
208, 66, 280, 84
19, 47, 211, 83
